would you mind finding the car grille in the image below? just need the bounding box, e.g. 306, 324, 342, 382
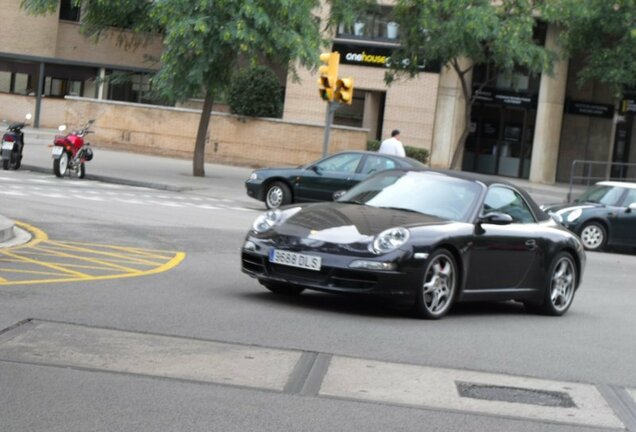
242, 251, 377, 290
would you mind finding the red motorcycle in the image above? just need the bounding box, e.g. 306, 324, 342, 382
51, 119, 95, 178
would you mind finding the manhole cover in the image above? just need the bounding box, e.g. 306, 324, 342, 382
456, 381, 576, 408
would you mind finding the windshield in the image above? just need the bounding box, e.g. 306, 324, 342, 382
576, 185, 625, 205
337, 171, 483, 221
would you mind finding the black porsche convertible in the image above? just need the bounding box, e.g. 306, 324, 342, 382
241, 169, 586, 319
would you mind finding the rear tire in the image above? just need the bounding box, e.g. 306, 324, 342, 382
53, 152, 69, 178
524, 252, 577, 316
262, 282, 305, 296
2, 159, 8, 170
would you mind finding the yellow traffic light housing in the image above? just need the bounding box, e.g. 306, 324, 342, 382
336, 77, 354, 105
318, 52, 340, 101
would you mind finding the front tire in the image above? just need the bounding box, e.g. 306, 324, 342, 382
414, 249, 458, 319
10, 149, 20, 170
525, 252, 577, 316
265, 181, 292, 209
53, 152, 69, 178
77, 162, 85, 179
579, 222, 607, 251
262, 282, 305, 296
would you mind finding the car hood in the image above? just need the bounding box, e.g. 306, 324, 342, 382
542, 202, 603, 213
273, 202, 452, 244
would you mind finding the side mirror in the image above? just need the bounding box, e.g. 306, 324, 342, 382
310, 165, 321, 174
88, 119, 95, 124
332, 190, 347, 200
25, 113, 32, 121
478, 212, 513, 225
58, 125, 67, 132
627, 203, 636, 212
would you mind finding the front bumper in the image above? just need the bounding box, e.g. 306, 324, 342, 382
240, 237, 421, 305
245, 179, 265, 201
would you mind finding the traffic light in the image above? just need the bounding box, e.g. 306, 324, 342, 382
336, 78, 354, 104
318, 52, 340, 101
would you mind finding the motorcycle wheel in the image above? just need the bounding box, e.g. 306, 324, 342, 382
10, 149, 20, 170
53, 152, 69, 178
78, 162, 85, 179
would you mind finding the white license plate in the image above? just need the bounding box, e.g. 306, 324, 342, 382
269, 249, 321, 271
1, 142, 13, 150
51, 146, 64, 156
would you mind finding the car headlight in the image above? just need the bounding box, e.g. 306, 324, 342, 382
249, 172, 259, 180
252, 209, 281, 233
371, 227, 410, 254
566, 208, 582, 223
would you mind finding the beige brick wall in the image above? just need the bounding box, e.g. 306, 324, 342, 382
0, 0, 60, 58
55, 22, 163, 69
284, 63, 439, 151
0, 0, 162, 69
0, 94, 65, 127
62, 97, 367, 168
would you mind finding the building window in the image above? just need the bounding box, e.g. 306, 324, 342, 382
44, 77, 84, 97
0, 71, 32, 95
337, 6, 399, 41
59, 0, 80, 22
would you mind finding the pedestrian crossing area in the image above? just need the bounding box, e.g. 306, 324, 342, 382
0, 172, 258, 213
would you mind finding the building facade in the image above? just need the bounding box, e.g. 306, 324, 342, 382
283, 5, 636, 185
0, 0, 163, 127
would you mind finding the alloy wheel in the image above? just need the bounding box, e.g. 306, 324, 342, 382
580, 223, 605, 250
422, 253, 456, 316
550, 256, 575, 312
266, 186, 284, 208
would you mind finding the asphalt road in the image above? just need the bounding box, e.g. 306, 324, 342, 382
1, 169, 635, 432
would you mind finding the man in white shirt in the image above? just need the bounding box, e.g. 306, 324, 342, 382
378, 129, 405, 157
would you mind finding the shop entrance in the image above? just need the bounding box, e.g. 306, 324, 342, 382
463, 104, 536, 179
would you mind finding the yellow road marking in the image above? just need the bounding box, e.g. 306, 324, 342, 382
0, 268, 69, 277
43, 241, 164, 266
0, 221, 186, 286
29, 246, 144, 274
55, 240, 178, 258
0, 250, 91, 279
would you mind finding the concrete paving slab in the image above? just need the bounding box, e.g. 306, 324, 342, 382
0, 321, 300, 391
629, 388, 636, 405
320, 356, 624, 429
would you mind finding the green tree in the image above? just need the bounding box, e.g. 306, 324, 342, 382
22, 0, 368, 176
543, 0, 636, 98
389, 0, 555, 168
229, 66, 283, 118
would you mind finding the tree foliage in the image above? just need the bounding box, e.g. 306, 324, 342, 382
389, 0, 555, 168
542, 0, 636, 98
229, 66, 283, 118
22, 0, 364, 176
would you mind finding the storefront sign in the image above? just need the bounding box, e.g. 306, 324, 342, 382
566, 100, 614, 118
474, 88, 537, 108
332, 43, 440, 72
620, 97, 636, 113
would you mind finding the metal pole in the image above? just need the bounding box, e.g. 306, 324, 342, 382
33, 62, 45, 128
322, 101, 338, 157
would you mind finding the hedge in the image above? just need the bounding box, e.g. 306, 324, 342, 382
367, 140, 430, 165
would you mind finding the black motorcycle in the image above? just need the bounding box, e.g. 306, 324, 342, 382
1, 113, 32, 170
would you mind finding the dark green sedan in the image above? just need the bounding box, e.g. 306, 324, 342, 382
245, 151, 427, 208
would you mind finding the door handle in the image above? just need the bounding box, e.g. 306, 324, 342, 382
525, 239, 537, 249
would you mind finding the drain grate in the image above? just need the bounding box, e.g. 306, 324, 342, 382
456, 381, 577, 408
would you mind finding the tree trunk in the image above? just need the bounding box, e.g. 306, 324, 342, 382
193, 86, 214, 177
